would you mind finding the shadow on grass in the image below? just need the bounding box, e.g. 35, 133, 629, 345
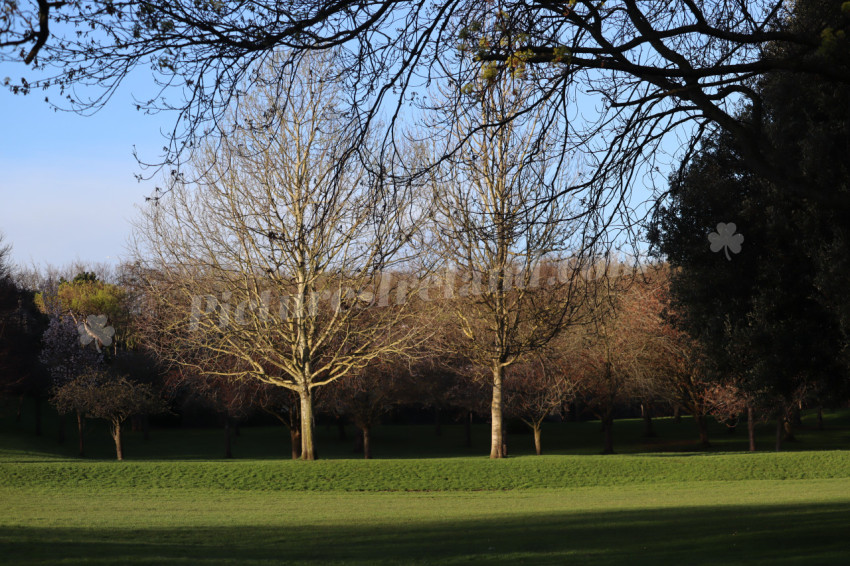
3, 502, 849, 565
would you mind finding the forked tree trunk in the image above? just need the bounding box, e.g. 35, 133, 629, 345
695, 413, 710, 447
299, 388, 316, 460
76, 411, 85, 457
362, 426, 371, 460
111, 421, 123, 461
533, 425, 542, 456
602, 414, 614, 454
747, 405, 756, 452
490, 365, 505, 459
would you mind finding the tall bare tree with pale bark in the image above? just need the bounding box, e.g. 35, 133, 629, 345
132, 53, 427, 460
429, 72, 590, 458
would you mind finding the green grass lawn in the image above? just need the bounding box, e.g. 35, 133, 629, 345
2, 401, 850, 564
3, 480, 850, 565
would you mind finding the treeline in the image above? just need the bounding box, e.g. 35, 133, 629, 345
2, 251, 845, 461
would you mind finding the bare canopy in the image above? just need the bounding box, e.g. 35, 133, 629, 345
5, 1, 847, 210
132, 53, 428, 460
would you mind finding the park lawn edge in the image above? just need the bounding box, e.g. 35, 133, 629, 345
3, 451, 850, 492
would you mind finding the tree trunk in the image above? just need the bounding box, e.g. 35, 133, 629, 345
775, 415, 783, 452
816, 407, 824, 430
673, 405, 681, 424
112, 421, 123, 461
76, 411, 85, 457
434, 406, 442, 437
299, 388, 316, 460
490, 364, 505, 459
465, 411, 473, 448
290, 428, 302, 460
533, 425, 542, 456
747, 405, 756, 452
695, 413, 710, 447
602, 415, 614, 454
362, 426, 371, 460
16, 394, 24, 422
641, 404, 656, 438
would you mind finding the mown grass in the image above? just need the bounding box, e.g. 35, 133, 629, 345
2, 401, 850, 564
2, 481, 850, 564
2, 451, 850, 492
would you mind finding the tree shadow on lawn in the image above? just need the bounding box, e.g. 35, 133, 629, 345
3, 502, 849, 565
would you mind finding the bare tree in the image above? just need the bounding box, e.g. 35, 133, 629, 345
322, 356, 403, 460
616, 265, 723, 448
132, 54, 428, 460
503, 343, 580, 455
430, 70, 589, 458
163, 364, 257, 459
578, 262, 672, 453
51, 369, 167, 460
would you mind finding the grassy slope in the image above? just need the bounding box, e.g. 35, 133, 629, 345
2, 451, 850, 491
2, 402, 850, 564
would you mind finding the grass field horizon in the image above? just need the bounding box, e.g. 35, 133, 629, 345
2, 402, 850, 564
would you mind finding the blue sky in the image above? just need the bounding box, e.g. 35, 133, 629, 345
0, 66, 167, 269
0, 60, 669, 271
